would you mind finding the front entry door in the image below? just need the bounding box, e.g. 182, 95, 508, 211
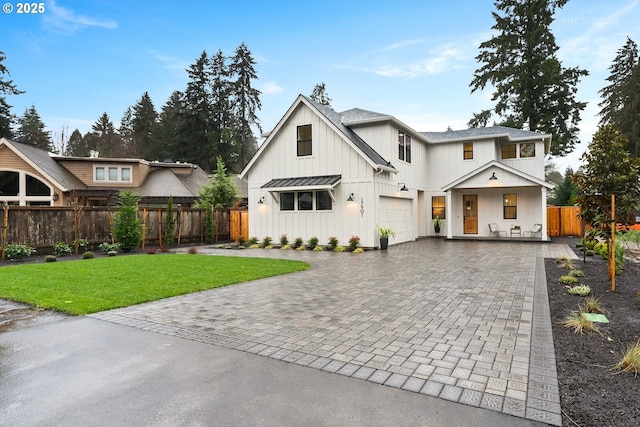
463, 194, 478, 234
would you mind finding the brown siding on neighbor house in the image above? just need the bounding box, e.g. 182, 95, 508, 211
0, 147, 41, 176
57, 160, 94, 185
59, 160, 138, 187
139, 163, 150, 184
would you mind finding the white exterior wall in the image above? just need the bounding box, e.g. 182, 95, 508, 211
247, 103, 381, 248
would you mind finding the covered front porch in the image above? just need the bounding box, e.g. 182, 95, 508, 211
441, 161, 553, 241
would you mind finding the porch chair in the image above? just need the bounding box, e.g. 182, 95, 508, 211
488, 223, 506, 237
523, 223, 543, 238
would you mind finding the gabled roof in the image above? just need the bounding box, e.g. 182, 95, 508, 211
442, 160, 553, 191
0, 138, 86, 191
241, 95, 396, 179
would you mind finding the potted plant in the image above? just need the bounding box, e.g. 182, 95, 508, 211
433, 216, 442, 235
377, 226, 396, 250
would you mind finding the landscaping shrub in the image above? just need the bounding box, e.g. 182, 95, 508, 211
307, 237, 319, 250
99, 242, 121, 254
83, 251, 95, 259
335, 246, 346, 252
616, 339, 640, 375
188, 246, 198, 254
555, 255, 574, 269
568, 269, 585, 277
327, 237, 339, 251
293, 237, 303, 249
113, 191, 143, 252
74, 238, 88, 253
248, 237, 259, 246
237, 235, 246, 247
353, 247, 364, 253
558, 275, 578, 285
563, 310, 599, 334
261, 236, 272, 248
4, 244, 36, 260
568, 284, 591, 296
53, 242, 73, 257
107, 250, 118, 257
313, 245, 324, 251
279, 234, 289, 247
348, 235, 360, 250
45, 255, 57, 262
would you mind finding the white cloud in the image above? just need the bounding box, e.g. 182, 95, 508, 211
261, 82, 284, 95
150, 51, 189, 72
43, 0, 117, 34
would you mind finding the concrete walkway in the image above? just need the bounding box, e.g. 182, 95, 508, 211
79, 239, 574, 426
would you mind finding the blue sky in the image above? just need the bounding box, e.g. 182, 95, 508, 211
2, 0, 639, 171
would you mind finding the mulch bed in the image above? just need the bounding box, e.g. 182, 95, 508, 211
545, 237, 640, 427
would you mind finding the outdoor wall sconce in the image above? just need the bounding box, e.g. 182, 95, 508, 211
52, 193, 59, 201
347, 193, 355, 202
399, 183, 409, 191
489, 172, 498, 181
257, 196, 265, 205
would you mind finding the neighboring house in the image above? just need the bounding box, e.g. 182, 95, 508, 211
240, 95, 553, 248
0, 137, 210, 207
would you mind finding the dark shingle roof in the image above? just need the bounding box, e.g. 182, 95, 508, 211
262, 174, 341, 189
420, 126, 550, 142
302, 96, 394, 170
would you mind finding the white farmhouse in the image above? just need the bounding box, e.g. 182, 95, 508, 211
240, 95, 553, 248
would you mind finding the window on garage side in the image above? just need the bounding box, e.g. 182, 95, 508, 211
298, 191, 313, 210
316, 191, 332, 210
520, 142, 535, 158
463, 142, 473, 160
432, 196, 445, 219
503, 193, 517, 219
280, 192, 294, 211
297, 124, 312, 157
398, 131, 411, 163
501, 144, 516, 159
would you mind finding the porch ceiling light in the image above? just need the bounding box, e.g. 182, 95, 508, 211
489, 172, 498, 181
347, 193, 355, 202
399, 183, 409, 191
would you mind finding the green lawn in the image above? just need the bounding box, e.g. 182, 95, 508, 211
0, 254, 309, 315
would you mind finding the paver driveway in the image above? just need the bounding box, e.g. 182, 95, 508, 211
91, 239, 575, 426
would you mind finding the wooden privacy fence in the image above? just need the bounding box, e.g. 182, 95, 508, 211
547, 206, 582, 237
230, 209, 248, 242
0, 206, 248, 252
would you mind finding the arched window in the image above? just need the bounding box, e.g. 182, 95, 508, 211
0, 170, 54, 206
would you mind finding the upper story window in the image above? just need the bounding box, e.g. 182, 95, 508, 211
501, 144, 516, 159
463, 142, 473, 160
520, 142, 535, 158
398, 131, 411, 163
94, 165, 133, 183
297, 124, 312, 157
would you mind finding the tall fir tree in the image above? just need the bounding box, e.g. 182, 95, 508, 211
0, 51, 24, 139
157, 90, 186, 162
598, 37, 640, 157
551, 167, 578, 206
469, 0, 588, 156
183, 51, 214, 170
209, 49, 237, 170
310, 82, 332, 107
86, 113, 121, 157
119, 107, 135, 156
229, 43, 262, 170
16, 105, 53, 151
132, 91, 159, 159
65, 129, 86, 156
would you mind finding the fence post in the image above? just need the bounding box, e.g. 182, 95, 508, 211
1, 203, 8, 262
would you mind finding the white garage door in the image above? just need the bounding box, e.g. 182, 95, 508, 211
379, 196, 413, 244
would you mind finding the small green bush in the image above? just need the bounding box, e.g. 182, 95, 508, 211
281, 244, 292, 250
313, 245, 324, 251
53, 242, 73, 257
83, 251, 95, 259
261, 236, 272, 248
348, 235, 360, 250
237, 236, 246, 247
307, 237, 319, 250
249, 244, 261, 249
558, 275, 578, 285
327, 237, 339, 251
568, 269, 585, 277
45, 255, 57, 262
586, 250, 595, 256
293, 237, 303, 249
99, 242, 121, 254
107, 250, 118, 257
279, 234, 289, 246
74, 238, 89, 253
248, 237, 259, 246
5, 244, 36, 260
568, 284, 591, 296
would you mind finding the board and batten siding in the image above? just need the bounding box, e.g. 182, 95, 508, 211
247, 103, 380, 247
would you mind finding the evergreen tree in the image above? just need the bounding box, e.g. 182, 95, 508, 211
551, 167, 578, 206
229, 43, 262, 170
469, 0, 588, 156
65, 129, 87, 156
112, 190, 142, 252
86, 113, 121, 157
310, 82, 332, 107
119, 107, 135, 156
163, 195, 176, 246
0, 51, 24, 139
183, 51, 214, 169
598, 37, 640, 157
209, 49, 237, 170
196, 156, 238, 209
16, 105, 53, 151
132, 91, 159, 160
157, 90, 186, 162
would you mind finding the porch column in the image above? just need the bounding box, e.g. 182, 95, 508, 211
541, 187, 548, 240
446, 190, 453, 239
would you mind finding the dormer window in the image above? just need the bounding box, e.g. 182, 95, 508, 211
463, 142, 473, 160
501, 144, 516, 159
94, 165, 132, 183
398, 131, 411, 163
297, 124, 312, 156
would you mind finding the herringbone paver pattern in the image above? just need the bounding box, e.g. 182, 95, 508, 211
91, 239, 574, 425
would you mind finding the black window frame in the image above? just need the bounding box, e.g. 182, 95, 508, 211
297, 124, 312, 157
503, 193, 517, 219
463, 142, 473, 160
432, 196, 446, 219
398, 130, 411, 163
